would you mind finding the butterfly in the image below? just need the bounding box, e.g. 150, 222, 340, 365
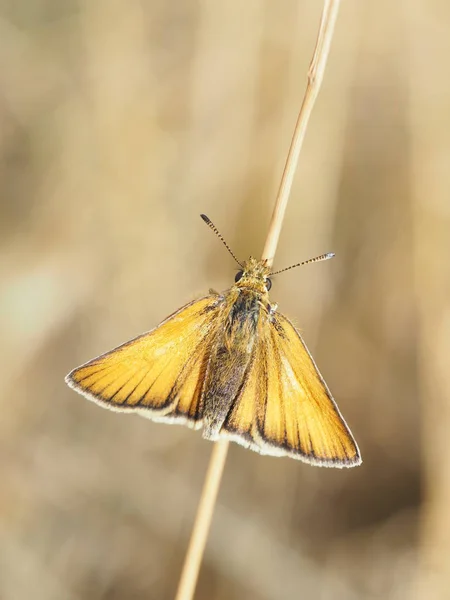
65, 214, 361, 467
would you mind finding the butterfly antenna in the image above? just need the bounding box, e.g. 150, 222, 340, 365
271, 252, 335, 276
200, 214, 244, 268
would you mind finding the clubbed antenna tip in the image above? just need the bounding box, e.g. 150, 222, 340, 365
271, 252, 335, 276
200, 214, 243, 268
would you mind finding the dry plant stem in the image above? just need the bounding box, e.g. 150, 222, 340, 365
262, 0, 341, 267
174, 2, 341, 599
174, 440, 229, 600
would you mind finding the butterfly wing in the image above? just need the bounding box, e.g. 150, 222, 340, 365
223, 310, 361, 467
66, 295, 223, 427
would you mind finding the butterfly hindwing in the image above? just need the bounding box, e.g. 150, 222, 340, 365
221, 348, 264, 452
222, 310, 361, 467
66, 295, 222, 426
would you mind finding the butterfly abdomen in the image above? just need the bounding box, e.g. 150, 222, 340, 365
202, 289, 262, 440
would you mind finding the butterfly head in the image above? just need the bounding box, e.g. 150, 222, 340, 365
234, 257, 272, 294
201, 214, 335, 296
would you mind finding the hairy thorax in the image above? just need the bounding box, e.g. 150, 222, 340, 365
202, 285, 267, 438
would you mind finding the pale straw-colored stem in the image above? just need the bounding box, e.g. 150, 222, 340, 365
175, 440, 229, 600
174, 2, 341, 599
262, 0, 341, 266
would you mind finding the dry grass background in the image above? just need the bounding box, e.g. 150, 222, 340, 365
1, 1, 450, 599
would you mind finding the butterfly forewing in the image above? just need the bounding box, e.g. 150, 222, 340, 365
222, 310, 360, 467
66, 296, 221, 424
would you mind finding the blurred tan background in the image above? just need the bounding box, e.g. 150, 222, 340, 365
1, 1, 450, 599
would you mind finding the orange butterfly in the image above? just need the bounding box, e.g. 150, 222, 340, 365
66, 215, 361, 467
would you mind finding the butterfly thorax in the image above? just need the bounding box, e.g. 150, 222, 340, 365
202, 283, 267, 439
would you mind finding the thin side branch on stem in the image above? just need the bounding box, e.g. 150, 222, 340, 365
174, 2, 341, 599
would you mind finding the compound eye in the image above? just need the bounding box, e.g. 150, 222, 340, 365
234, 270, 244, 283
265, 278, 272, 291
